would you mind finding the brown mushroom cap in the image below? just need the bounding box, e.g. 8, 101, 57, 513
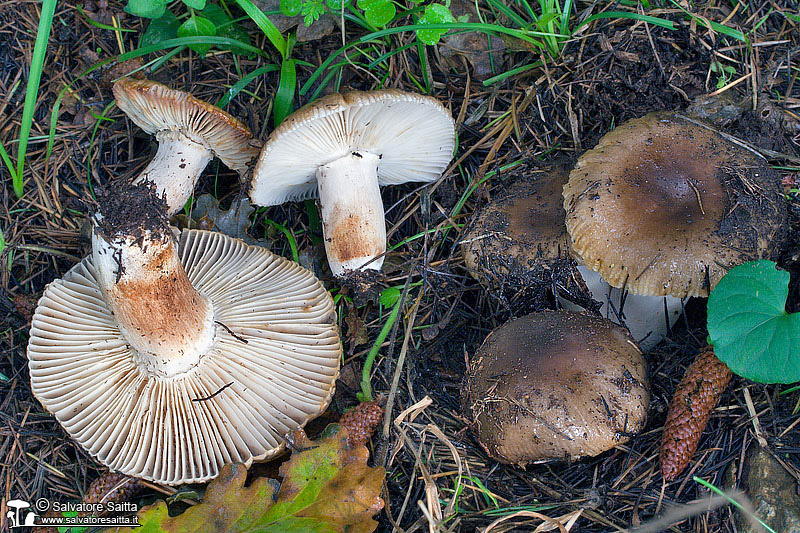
563, 111, 786, 298
462, 167, 573, 286
462, 310, 649, 464
113, 78, 260, 174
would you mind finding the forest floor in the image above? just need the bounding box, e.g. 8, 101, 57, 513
1, 0, 799, 531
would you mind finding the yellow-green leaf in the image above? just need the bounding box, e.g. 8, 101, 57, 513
106, 425, 384, 533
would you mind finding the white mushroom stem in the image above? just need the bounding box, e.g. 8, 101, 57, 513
317, 151, 386, 276
560, 266, 684, 351
133, 130, 213, 215
92, 224, 215, 377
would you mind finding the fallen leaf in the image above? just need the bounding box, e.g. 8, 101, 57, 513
106, 425, 384, 533
439, 0, 506, 79
344, 301, 369, 348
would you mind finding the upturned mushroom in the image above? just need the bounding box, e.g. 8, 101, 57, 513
113, 78, 261, 215
27, 181, 342, 485
462, 310, 650, 464
461, 167, 683, 350
249, 90, 455, 277
563, 111, 787, 298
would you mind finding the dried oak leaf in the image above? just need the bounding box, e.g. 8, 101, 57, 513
107, 425, 385, 533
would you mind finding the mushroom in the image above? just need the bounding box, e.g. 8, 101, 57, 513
249, 90, 455, 277
27, 181, 342, 485
462, 310, 650, 464
563, 111, 787, 298
113, 78, 261, 215
461, 167, 684, 350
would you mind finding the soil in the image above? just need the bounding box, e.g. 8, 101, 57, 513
1, 1, 799, 532
95, 180, 171, 242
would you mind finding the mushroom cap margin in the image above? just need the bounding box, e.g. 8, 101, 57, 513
113, 78, 261, 174
250, 89, 456, 206
27, 229, 342, 485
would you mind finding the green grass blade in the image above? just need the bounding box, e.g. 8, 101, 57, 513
359, 292, 404, 402
273, 58, 296, 127
668, 0, 746, 41
692, 477, 777, 533
0, 141, 16, 185
215, 64, 280, 107
265, 219, 299, 262
575, 11, 675, 31
482, 61, 542, 85
362, 22, 557, 45
14, 0, 57, 198
76, 5, 135, 31
232, 0, 287, 56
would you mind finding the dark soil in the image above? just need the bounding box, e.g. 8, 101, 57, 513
95, 180, 171, 242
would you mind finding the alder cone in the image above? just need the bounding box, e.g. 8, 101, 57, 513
84, 471, 142, 509
339, 402, 384, 448
660, 347, 733, 481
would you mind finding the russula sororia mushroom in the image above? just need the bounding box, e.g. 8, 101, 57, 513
462, 310, 650, 464
113, 78, 261, 215
27, 181, 342, 485
461, 167, 683, 350
249, 90, 455, 277
563, 111, 787, 298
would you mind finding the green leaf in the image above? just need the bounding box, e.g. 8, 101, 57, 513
107, 426, 384, 533
281, 0, 302, 16
182, 0, 207, 9
140, 10, 181, 47
302, 0, 325, 26
326, 0, 350, 10
124, 0, 167, 19
357, 0, 395, 27
707, 260, 800, 384
201, 3, 253, 55
416, 3, 455, 45
379, 286, 401, 308
178, 14, 217, 56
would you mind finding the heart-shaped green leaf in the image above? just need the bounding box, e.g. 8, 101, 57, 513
182, 0, 207, 9
140, 9, 181, 47
280, 0, 302, 16
707, 260, 800, 384
416, 3, 454, 45
178, 14, 217, 56
357, 0, 395, 27
201, 4, 253, 56
124, 0, 167, 19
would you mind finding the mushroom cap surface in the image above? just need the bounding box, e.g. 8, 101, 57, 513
28, 229, 341, 485
462, 310, 649, 464
249, 90, 456, 205
113, 78, 260, 173
563, 112, 786, 298
462, 168, 573, 288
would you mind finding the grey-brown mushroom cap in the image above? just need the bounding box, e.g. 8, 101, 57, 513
113, 78, 261, 173
462, 310, 649, 465
249, 90, 456, 206
27, 229, 342, 486
563, 111, 787, 298
462, 167, 574, 289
